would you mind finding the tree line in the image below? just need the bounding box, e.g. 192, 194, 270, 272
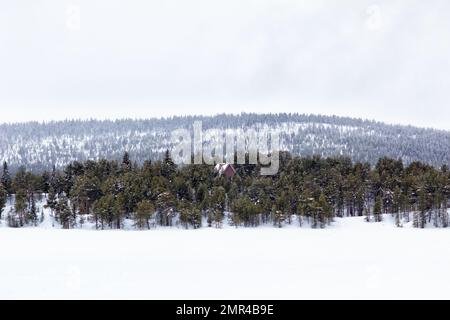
2, 113, 450, 173
0, 151, 449, 229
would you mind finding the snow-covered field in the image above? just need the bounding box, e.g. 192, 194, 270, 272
1, 215, 450, 300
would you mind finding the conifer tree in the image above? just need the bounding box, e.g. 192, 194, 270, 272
191, 206, 202, 229
418, 189, 427, 228
0, 183, 7, 219
57, 195, 74, 229
374, 196, 383, 222
178, 202, 191, 229
299, 188, 315, 227
14, 188, 27, 227
211, 186, 226, 227
122, 151, 132, 172
134, 200, 155, 229
29, 195, 38, 226
393, 186, 402, 227
317, 192, 332, 228
162, 149, 176, 180
1, 161, 12, 195
113, 193, 126, 229
46, 186, 57, 212
92, 195, 114, 229
156, 191, 175, 226
274, 207, 284, 228
364, 204, 371, 222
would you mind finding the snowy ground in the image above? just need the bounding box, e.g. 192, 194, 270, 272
1, 214, 450, 300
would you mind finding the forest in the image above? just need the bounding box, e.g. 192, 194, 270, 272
0, 150, 449, 230
1, 113, 450, 173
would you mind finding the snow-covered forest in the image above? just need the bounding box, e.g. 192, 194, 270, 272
1, 151, 449, 231
1, 115, 449, 300
1, 156, 450, 299
1, 113, 450, 173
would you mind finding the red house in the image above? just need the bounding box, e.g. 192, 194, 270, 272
214, 163, 236, 178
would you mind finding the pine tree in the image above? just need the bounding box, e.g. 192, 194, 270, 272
29, 195, 38, 226
373, 196, 383, 222
211, 186, 226, 227
272, 204, 284, 228
122, 151, 132, 172
56, 195, 73, 229
113, 193, 126, 229
93, 196, 114, 230
179, 202, 191, 229
214, 208, 223, 228
207, 210, 213, 228
299, 188, 315, 227
49, 165, 61, 194
101, 195, 115, 229
70, 175, 102, 215
41, 171, 51, 193
364, 204, 371, 222
161, 149, 176, 180
134, 200, 155, 229
156, 191, 175, 226
393, 186, 402, 227
0, 183, 7, 219
1, 161, 12, 195
355, 187, 366, 217
191, 206, 202, 229
14, 188, 27, 227
400, 191, 409, 223
46, 186, 57, 212
418, 189, 427, 228
317, 192, 332, 228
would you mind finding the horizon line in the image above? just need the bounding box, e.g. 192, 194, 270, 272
0, 112, 448, 133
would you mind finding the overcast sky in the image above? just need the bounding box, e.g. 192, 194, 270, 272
0, 0, 449, 130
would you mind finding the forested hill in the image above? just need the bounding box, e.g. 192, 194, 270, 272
1, 113, 449, 172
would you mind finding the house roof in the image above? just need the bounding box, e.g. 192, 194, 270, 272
215, 163, 236, 175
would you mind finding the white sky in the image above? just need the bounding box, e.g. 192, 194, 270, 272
0, 0, 449, 130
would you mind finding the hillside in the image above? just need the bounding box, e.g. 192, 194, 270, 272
1, 113, 449, 172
